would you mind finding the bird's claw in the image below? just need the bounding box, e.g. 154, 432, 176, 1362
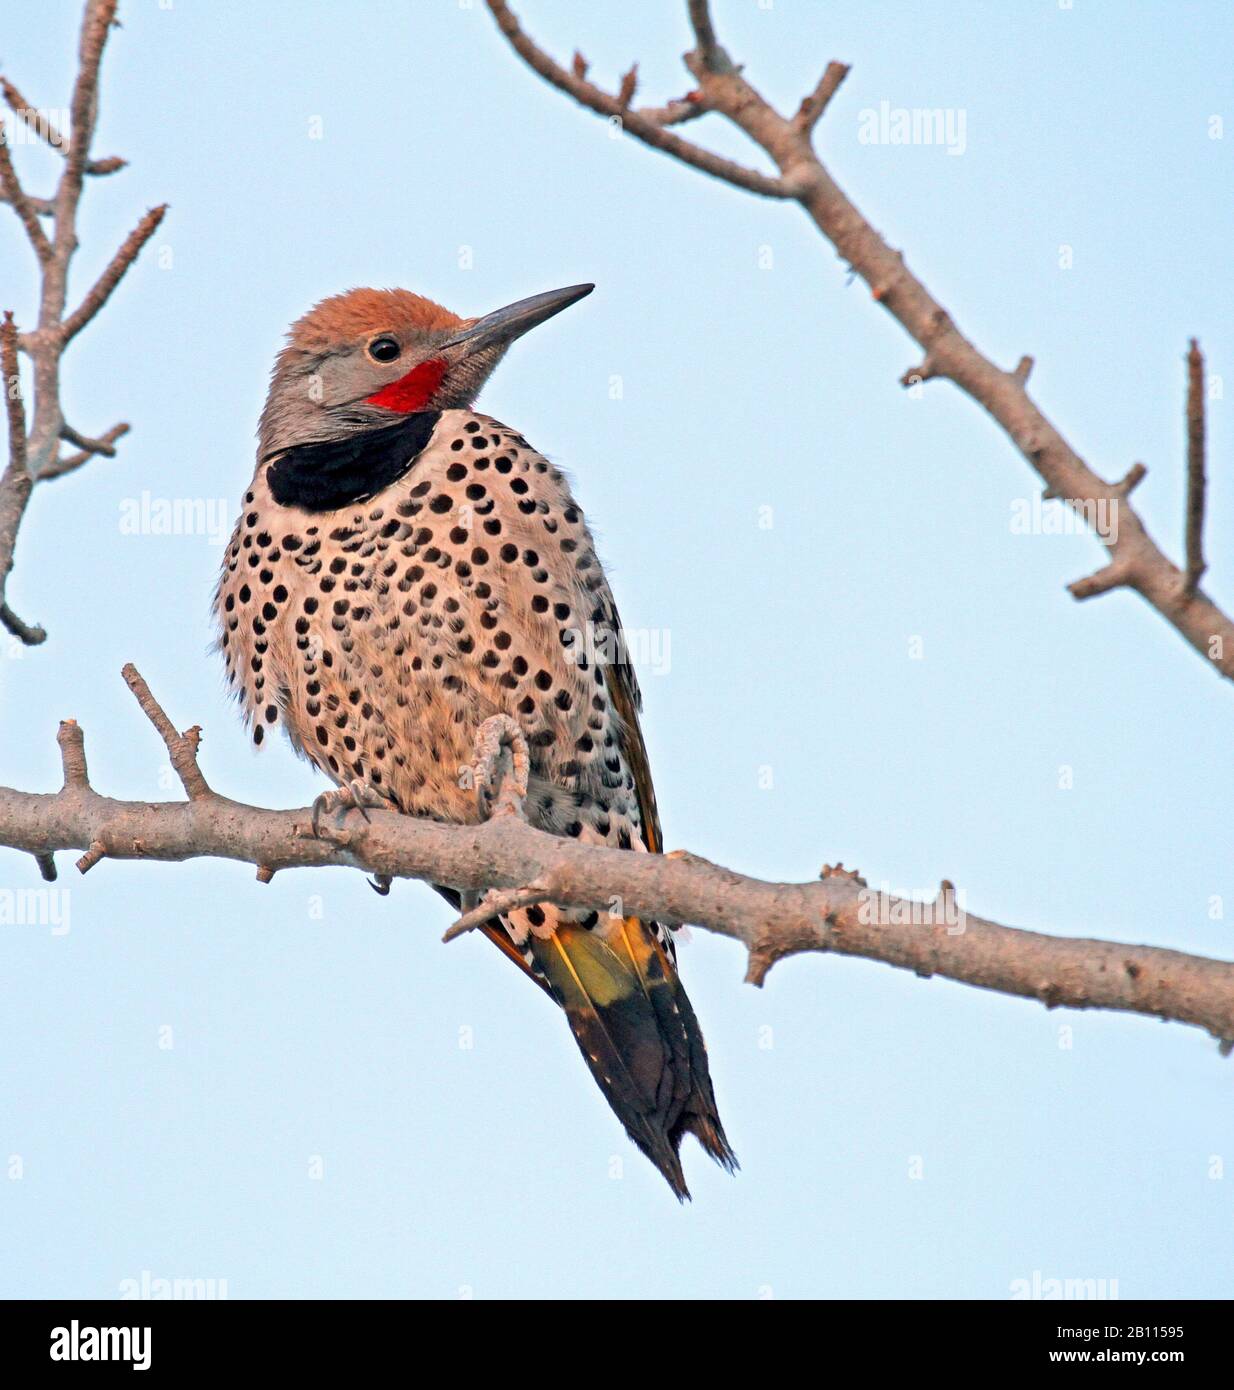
310, 779, 387, 838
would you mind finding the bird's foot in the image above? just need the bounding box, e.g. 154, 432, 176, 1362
311, 779, 387, 838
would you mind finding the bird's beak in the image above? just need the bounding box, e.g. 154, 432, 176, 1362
441, 283, 594, 357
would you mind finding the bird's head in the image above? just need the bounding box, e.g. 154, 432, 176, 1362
258, 282, 593, 458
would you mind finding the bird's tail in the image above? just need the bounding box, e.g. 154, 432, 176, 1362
526, 915, 736, 1199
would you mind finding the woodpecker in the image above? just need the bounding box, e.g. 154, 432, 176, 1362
215, 284, 736, 1197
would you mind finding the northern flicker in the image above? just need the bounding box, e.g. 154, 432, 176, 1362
214, 283, 736, 1197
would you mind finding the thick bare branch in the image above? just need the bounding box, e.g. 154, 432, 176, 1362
1184, 339, 1206, 597
2, 682, 1234, 1050
487, 1, 1234, 687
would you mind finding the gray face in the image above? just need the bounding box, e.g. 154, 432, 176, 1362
256, 283, 593, 458
257, 327, 459, 458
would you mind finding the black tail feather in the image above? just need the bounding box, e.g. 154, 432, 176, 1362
529, 917, 735, 1198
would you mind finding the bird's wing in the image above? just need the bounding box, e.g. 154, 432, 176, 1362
597, 593, 662, 854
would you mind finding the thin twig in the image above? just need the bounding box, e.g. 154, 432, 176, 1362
56, 718, 90, 788
1067, 561, 1134, 602
42, 421, 129, 480
0, 602, 44, 644
1116, 463, 1148, 496
76, 840, 106, 874
120, 662, 212, 800
0, 75, 125, 174
0, 312, 43, 643
442, 885, 550, 943
0, 121, 53, 261
61, 203, 166, 343
1184, 339, 1206, 597
484, 2, 788, 199
793, 61, 850, 135
640, 92, 709, 127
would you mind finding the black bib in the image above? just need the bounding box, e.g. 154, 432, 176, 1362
265, 411, 442, 512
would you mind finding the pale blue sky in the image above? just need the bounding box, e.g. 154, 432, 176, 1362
1, 0, 1232, 1298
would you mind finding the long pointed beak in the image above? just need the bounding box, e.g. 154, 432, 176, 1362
441, 283, 594, 356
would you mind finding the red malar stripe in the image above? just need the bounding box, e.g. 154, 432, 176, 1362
365, 356, 448, 412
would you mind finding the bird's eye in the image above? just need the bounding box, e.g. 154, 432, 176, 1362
368, 336, 401, 363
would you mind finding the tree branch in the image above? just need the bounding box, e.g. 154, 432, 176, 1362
793, 61, 851, 136
484, 1, 789, 199
41, 420, 130, 479
60, 203, 167, 343
1184, 339, 1207, 597
0, 0, 164, 645
0, 122, 53, 262
2, 667, 1233, 1051
0, 74, 126, 174
486, 0, 1234, 687
0, 312, 41, 643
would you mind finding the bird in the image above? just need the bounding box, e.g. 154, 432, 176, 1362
214, 282, 736, 1198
